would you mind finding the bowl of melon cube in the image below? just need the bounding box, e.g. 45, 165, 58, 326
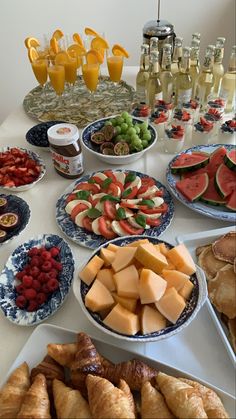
73, 235, 207, 342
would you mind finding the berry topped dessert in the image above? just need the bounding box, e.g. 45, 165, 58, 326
182, 99, 199, 110
150, 110, 169, 139
155, 99, 173, 111
165, 125, 185, 139
132, 103, 151, 120
173, 109, 191, 122
204, 108, 223, 122
207, 98, 225, 110
164, 125, 185, 153
192, 117, 214, 145
220, 119, 236, 133
217, 119, 236, 143
194, 117, 214, 132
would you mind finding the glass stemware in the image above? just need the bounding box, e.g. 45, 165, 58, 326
31, 59, 48, 108
106, 50, 124, 91
82, 62, 100, 116
48, 64, 65, 107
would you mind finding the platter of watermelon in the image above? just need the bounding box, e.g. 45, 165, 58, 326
55, 169, 174, 249
166, 144, 236, 222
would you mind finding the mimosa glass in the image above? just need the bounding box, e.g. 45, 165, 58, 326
82, 62, 100, 116
48, 64, 65, 107
31, 59, 48, 108
64, 57, 77, 102
107, 52, 123, 89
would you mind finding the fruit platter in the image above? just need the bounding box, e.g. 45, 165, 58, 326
166, 144, 236, 222
56, 169, 174, 249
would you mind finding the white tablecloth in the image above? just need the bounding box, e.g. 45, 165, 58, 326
0, 67, 235, 396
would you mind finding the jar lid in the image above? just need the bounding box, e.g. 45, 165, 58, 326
47, 123, 79, 146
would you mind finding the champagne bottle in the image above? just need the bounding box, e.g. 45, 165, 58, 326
196, 45, 215, 110
171, 37, 183, 76
213, 37, 226, 97
150, 37, 159, 55
219, 45, 236, 112
191, 32, 201, 44
160, 44, 174, 102
190, 40, 200, 99
175, 47, 192, 106
146, 51, 163, 110
136, 44, 150, 103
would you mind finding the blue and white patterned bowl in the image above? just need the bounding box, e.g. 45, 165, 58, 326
0, 234, 74, 326
0, 147, 46, 192
81, 115, 157, 165
0, 194, 31, 246
73, 235, 207, 342
56, 169, 174, 249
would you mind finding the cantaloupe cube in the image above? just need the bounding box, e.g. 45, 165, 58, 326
99, 307, 113, 319
113, 265, 139, 299
103, 303, 140, 335
154, 244, 161, 252
112, 246, 137, 273
100, 248, 115, 266
167, 244, 196, 275
126, 238, 149, 247
135, 243, 168, 274
155, 287, 186, 324
165, 260, 176, 270
161, 270, 190, 291
159, 243, 169, 256
139, 269, 167, 304
79, 255, 104, 286
106, 243, 119, 252
85, 280, 114, 312
112, 293, 137, 313
141, 305, 167, 334
179, 279, 194, 300
96, 269, 116, 292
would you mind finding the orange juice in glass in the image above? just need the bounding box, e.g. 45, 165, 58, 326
48, 65, 65, 106
82, 63, 99, 92
31, 59, 48, 86
107, 55, 123, 83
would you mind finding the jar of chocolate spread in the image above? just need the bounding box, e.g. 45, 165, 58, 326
47, 123, 84, 179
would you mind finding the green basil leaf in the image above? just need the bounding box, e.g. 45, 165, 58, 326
125, 173, 136, 183
100, 195, 120, 203
122, 188, 132, 198
88, 178, 96, 184
116, 207, 126, 220
76, 190, 90, 200
102, 177, 112, 189
135, 214, 146, 228
86, 208, 102, 219
139, 199, 155, 208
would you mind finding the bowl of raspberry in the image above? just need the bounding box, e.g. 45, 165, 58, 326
0, 234, 74, 325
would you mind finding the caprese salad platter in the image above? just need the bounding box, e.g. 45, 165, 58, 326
56, 169, 174, 249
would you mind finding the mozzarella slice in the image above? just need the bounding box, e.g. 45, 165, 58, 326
111, 221, 127, 237
121, 199, 142, 209
152, 197, 164, 207
95, 201, 104, 212
93, 172, 107, 181
128, 217, 150, 229
113, 171, 126, 185
92, 193, 107, 200
65, 200, 91, 215
74, 209, 89, 227
124, 176, 142, 191
137, 185, 160, 199
115, 204, 133, 218
138, 210, 161, 219
92, 217, 102, 235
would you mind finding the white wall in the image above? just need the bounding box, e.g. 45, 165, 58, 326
0, 0, 235, 122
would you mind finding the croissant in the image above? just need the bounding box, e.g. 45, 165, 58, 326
47, 343, 77, 367
141, 381, 174, 418
99, 354, 115, 377
17, 373, 51, 419
156, 372, 207, 418
69, 370, 88, 398
70, 333, 102, 374
53, 379, 92, 418
86, 374, 135, 419
179, 378, 229, 418
0, 362, 30, 419
118, 379, 136, 417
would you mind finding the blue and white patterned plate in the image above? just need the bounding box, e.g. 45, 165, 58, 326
0, 234, 74, 326
166, 144, 236, 223
25, 120, 65, 151
55, 169, 174, 249
73, 235, 207, 342
0, 194, 31, 246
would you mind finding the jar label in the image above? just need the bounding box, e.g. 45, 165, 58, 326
51, 151, 83, 176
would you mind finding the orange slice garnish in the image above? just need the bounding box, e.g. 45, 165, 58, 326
91, 36, 109, 50
85, 27, 99, 37
25, 37, 40, 49
52, 29, 64, 40
112, 44, 130, 58
28, 47, 39, 63
86, 49, 103, 64
55, 51, 69, 65
67, 43, 86, 57
50, 37, 59, 54
73, 33, 83, 46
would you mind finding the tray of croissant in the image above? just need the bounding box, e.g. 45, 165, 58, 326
0, 324, 234, 418
176, 226, 236, 365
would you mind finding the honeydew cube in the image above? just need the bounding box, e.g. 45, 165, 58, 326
167, 244, 196, 275
135, 243, 168, 274
139, 269, 167, 304
113, 264, 139, 299
141, 305, 167, 334
161, 270, 190, 291
103, 303, 140, 335
112, 293, 137, 313
155, 287, 186, 324
179, 279, 194, 300
112, 246, 137, 273
96, 269, 116, 292
100, 248, 116, 266
79, 255, 104, 286
85, 280, 114, 312
126, 239, 150, 248
106, 243, 119, 252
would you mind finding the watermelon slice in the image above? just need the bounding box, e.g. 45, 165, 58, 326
215, 163, 236, 198
176, 173, 209, 202
181, 167, 207, 179
206, 146, 227, 178
224, 149, 236, 172
226, 188, 236, 211
171, 152, 210, 174
200, 177, 227, 206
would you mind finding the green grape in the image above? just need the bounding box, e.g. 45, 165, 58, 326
134, 138, 142, 146
115, 134, 123, 141
140, 121, 149, 130
115, 126, 121, 134
127, 127, 136, 135
142, 140, 148, 148
126, 116, 133, 124
121, 111, 129, 119
142, 132, 152, 141
116, 116, 124, 125
111, 118, 117, 126
121, 122, 128, 133
130, 134, 139, 142
134, 125, 140, 134
104, 120, 112, 126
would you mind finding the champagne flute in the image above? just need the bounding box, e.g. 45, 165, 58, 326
82, 60, 100, 116
31, 58, 48, 108
48, 64, 65, 107
64, 56, 77, 103
106, 49, 124, 91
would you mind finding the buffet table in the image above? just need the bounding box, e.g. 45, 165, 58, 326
0, 67, 235, 396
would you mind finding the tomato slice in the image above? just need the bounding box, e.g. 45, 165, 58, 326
90, 176, 104, 185
66, 193, 77, 203
71, 203, 89, 221
145, 217, 161, 226
82, 216, 93, 232
98, 216, 117, 239
75, 182, 100, 194
122, 186, 138, 199
114, 181, 124, 193
107, 183, 121, 197
119, 219, 144, 235
88, 196, 100, 207
104, 200, 117, 220
103, 170, 117, 182
120, 202, 136, 209
141, 203, 168, 214
137, 177, 156, 195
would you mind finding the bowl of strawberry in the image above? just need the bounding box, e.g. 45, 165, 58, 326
0, 147, 46, 191
0, 234, 74, 325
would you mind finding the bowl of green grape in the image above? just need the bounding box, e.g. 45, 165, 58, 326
81, 112, 157, 165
